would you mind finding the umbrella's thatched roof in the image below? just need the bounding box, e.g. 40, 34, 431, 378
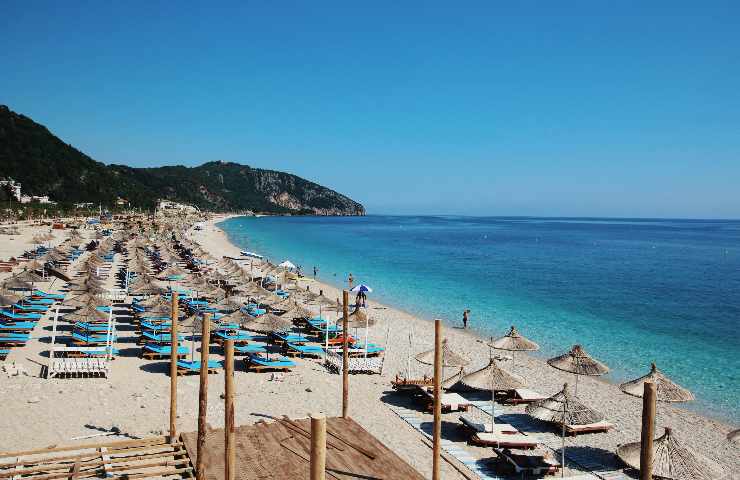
12, 270, 45, 283
0, 292, 22, 305
616, 427, 717, 480
242, 312, 294, 334
64, 293, 102, 308
138, 294, 171, 309
441, 367, 466, 390
213, 297, 243, 312
1, 277, 32, 290
64, 303, 109, 323
489, 325, 540, 352
180, 315, 204, 334
451, 359, 525, 392
346, 307, 377, 327
415, 339, 470, 367
619, 363, 695, 403
129, 279, 166, 295
547, 344, 609, 376
526, 383, 604, 425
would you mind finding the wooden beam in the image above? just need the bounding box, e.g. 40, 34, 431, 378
310, 415, 326, 480
224, 340, 235, 480
0, 437, 168, 459
640, 381, 656, 480
196, 313, 211, 480
342, 290, 349, 419
170, 292, 179, 443
432, 319, 442, 480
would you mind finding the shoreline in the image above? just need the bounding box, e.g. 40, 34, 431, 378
193, 214, 739, 473
212, 214, 738, 427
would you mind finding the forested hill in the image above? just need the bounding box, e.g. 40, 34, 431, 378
0, 105, 365, 215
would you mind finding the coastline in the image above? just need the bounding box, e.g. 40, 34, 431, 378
198, 213, 738, 472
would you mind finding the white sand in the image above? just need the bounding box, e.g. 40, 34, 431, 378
0, 216, 737, 479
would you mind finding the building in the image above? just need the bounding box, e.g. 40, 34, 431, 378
0, 178, 22, 201
115, 197, 129, 206
156, 199, 200, 215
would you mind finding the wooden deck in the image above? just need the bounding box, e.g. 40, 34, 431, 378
181, 416, 425, 480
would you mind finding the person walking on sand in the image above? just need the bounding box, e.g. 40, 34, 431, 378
348, 273, 354, 290
462, 309, 470, 329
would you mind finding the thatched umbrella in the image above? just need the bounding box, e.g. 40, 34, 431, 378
138, 294, 170, 309
0, 292, 22, 306
64, 293, 102, 308
547, 344, 609, 394
616, 427, 716, 480
415, 339, 470, 367
13, 270, 45, 284
212, 297, 243, 312
489, 325, 539, 369
242, 312, 293, 334
129, 278, 166, 295
619, 363, 695, 403
64, 302, 109, 323
527, 383, 604, 477
1, 276, 32, 291
180, 315, 204, 362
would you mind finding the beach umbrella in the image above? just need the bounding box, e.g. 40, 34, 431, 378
547, 344, 609, 394
0, 292, 22, 306
489, 325, 539, 369
64, 303, 109, 323
527, 383, 604, 477
415, 339, 471, 367
64, 293, 102, 308
619, 363, 695, 403
213, 297, 243, 312
440, 367, 466, 390
616, 427, 717, 480
278, 260, 296, 270
139, 294, 171, 309
13, 270, 45, 284
180, 315, 204, 362
1, 277, 32, 291
350, 284, 373, 293
242, 312, 293, 334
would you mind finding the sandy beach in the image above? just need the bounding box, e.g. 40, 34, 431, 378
0, 216, 737, 479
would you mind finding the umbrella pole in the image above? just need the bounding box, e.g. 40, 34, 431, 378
490, 378, 496, 433
561, 411, 566, 478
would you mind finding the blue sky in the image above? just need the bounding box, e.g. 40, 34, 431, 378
2, 1, 739, 217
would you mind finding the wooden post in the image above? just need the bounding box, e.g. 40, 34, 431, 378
310, 414, 326, 480
196, 313, 212, 480
224, 340, 235, 480
342, 290, 350, 419
169, 292, 179, 443
640, 381, 656, 480
432, 319, 442, 480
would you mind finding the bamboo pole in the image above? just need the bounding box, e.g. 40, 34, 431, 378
640, 381, 656, 480
310, 415, 326, 480
169, 292, 179, 443
432, 319, 442, 480
224, 340, 235, 480
342, 290, 349, 418
196, 313, 212, 480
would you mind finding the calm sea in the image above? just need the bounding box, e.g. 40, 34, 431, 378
219, 215, 740, 422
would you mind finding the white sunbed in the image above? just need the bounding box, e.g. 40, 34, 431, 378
422, 389, 470, 412
506, 388, 547, 404
562, 420, 615, 435
459, 415, 518, 434
472, 431, 539, 449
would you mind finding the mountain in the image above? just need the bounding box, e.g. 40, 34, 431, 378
0, 105, 365, 215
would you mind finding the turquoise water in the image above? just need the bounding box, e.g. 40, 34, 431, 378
219, 215, 740, 422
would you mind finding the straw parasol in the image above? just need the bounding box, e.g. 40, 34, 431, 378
64, 303, 109, 323
616, 427, 716, 480
0, 292, 22, 306
489, 325, 539, 369
13, 270, 45, 284
415, 339, 470, 367
619, 363, 695, 403
527, 383, 604, 477
1, 277, 32, 291
64, 293, 102, 308
547, 344, 609, 394
242, 312, 293, 334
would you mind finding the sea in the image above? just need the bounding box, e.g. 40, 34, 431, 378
218, 215, 740, 423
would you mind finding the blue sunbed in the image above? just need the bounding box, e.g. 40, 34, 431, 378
32, 290, 64, 299
176, 359, 222, 373
72, 332, 116, 345
287, 343, 324, 357
0, 322, 36, 331
11, 303, 48, 312
246, 353, 295, 371
272, 332, 307, 343
24, 298, 55, 305
143, 344, 189, 358
1, 310, 43, 320
234, 344, 267, 354
0, 333, 31, 344
214, 330, 252, 342
140, 331, 185, 343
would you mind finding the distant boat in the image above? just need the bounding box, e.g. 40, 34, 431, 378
240, 250, 263, 259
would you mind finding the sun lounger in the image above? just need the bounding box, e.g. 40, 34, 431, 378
142, 344, 189, 359
0, 321, 36, 332
176, 359, 222, 375
24, 298, 55, 305
421, 388, 471, 412
213, 330, 252, 344
0, 333, 30, 345
505, 388, 548, 405
74, 322, 111, 332
1, 310, 43, 320
138, 331, 185, 344
246, 353, 296, 372
0, 349, 9, 359
496, 448, 560, 474
61, 346, 120, 358
72, 332, 117, 345
234, 344, 267, 355
271, 332, 308, 344
472, 431, 539, 449
32, 290, 64, 299
286, 342, 323, 358
11, 303, 48, 312
460, 415, 519, 434
391, 374, 433, 391
562, 420, 614, 435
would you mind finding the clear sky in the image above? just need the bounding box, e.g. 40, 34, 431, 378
2, 1, 738, 218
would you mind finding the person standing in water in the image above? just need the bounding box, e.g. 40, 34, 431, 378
313, 266, 318, 279
348, 272, 354, 290
462, 309, 470, 329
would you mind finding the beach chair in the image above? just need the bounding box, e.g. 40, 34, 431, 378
285, 342, 323, 358
471, 432, 539, 449
213, 330, 252, 345
562, 420, 615, 435
504, 388, 548, 405
0, 349, 9, 360
0, 333, 30, 346
495, 449, 560, 475
74, 322, 111, 332
234, 343, 267, 355
32, 290, 64, 300
245, 353, 296, 372
271, 332, 309, 345
12, 303, 49, 312
0, 310, 43, 321
72, 332, 118, 346
142, 344, 189, 359
176, 359, 222, 375
0, 321, 36, 332
460, 415, 518, 434
421, 388, 471, 412
138, 331, 185, 345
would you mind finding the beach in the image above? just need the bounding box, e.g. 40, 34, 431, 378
0, 215, 737, 479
